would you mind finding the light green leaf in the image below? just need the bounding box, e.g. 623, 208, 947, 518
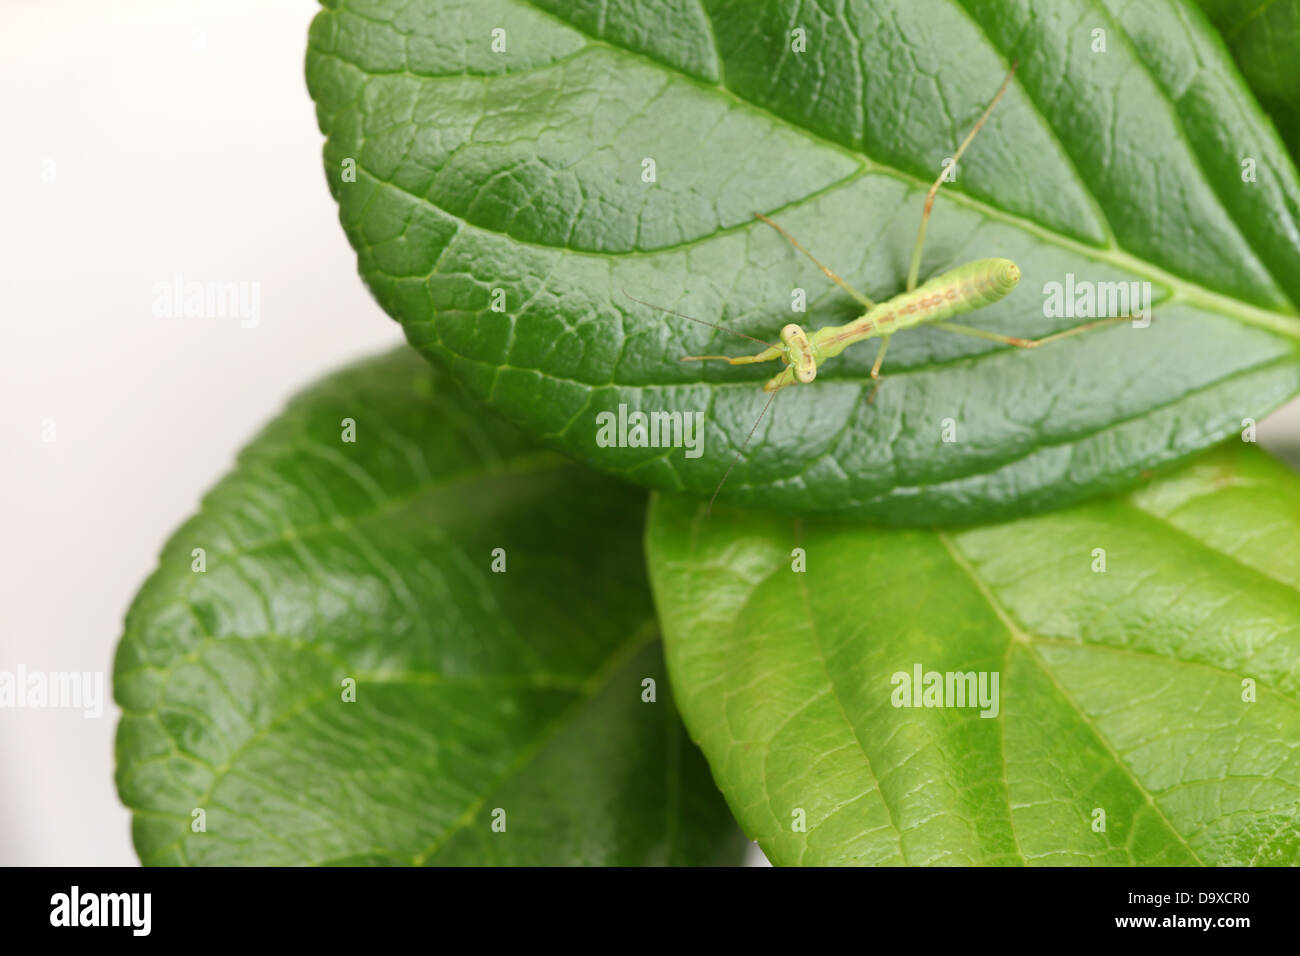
308, 0, 1300, 524
114, 347, 744, 866
647, 442, 1300, 865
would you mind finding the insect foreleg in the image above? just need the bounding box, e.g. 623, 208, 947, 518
681, 346, 783, 365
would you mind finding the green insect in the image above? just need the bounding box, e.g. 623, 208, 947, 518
628, 63, 1128, 508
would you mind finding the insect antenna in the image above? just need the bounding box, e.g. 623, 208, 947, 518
621, 289, 781, 516
708, 389, 779, 517
622, 290, 778, 349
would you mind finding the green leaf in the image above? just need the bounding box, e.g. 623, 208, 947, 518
308, 0, 1300, 524
646, 442, 1300, 865
114, 347, 745, 866
1195, 0, 1300, 160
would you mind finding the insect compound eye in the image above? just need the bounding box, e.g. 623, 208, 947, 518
796, 366, 817, 384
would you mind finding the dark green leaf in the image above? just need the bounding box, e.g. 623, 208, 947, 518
114, 347, 744, 866
308, 0, 1300, 524
1196, 0, 1300, 159
647, 442, 1300, 865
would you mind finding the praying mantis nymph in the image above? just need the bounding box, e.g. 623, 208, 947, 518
628, 62, 1131, 509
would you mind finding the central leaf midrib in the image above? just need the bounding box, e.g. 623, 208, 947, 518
412, 620, 660, 865
792, 565, 909, 863
326, 0, 1300, 337
942, 507, 1300, 700
358, 147, 1300, 339
181, 448, 572, 570
134, 556, 661, 866
120, 447, 576, 687
934, 530, 1207, 864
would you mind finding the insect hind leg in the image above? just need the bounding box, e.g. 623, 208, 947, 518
867, 334, 891, 405
905, 63, 1018, 292
932, 315, 1132, 348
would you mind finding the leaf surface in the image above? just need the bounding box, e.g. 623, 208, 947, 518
647, 442, 1300, 865
114, 348, 744, 866
1196, 0, 1300, 159
308, 0, 1300, 524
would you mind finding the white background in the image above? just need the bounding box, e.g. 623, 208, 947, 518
1, 0, 403, 866
2, 0, 1297, 866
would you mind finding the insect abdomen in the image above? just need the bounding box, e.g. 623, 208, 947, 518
814, 258, 1020, 358
886, 258, 1021, 331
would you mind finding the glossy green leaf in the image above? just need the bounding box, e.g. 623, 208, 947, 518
307, 0, 1300, 524
1196, 0, 1300, 159
647, 442, 1300, 865
114, 347, 745, 866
